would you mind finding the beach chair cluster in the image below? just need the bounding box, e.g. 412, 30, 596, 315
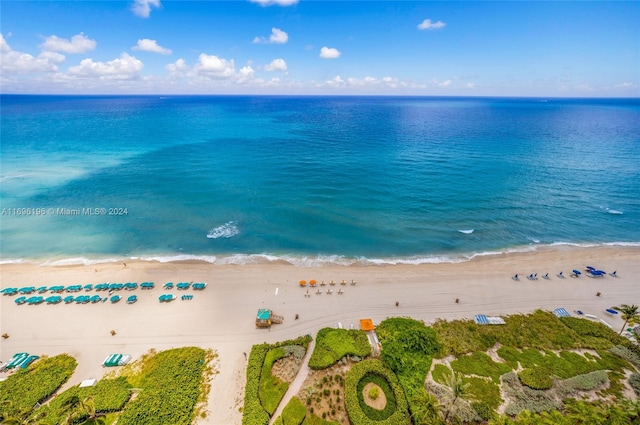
181, 294, 193, 300
2, 282, 155, 297
512, 266, 618, 281
102, 354, 131, 367
553, 308, 571, 318
13, 292, 137, 305
300, 279, 357, 287
474, 315, 506, 325
1, 352, 40, 371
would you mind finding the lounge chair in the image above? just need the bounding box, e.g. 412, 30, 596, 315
164, 282, 174, 289
553, 308, 571, 317
127, 295, 137, 304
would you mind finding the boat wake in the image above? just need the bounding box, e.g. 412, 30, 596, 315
458, 229, 474, 234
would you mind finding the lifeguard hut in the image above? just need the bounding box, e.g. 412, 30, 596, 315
256, 308, 284, 328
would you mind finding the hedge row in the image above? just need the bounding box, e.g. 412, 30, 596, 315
344, 359, 409, 425
242, 343, 271, 425
243, 335, 312, 425
308, 328, 370, 370
260, 347, 290, 415
0, 354, 77, 411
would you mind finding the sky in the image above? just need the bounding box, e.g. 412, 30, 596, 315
1, 0, 639, 96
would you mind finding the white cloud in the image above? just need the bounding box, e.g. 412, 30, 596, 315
41, 33, 96, 54
237, 65, 255, 83
265, 58, 287, 72
465, 82, 476, 89
165, 58, 188, 76
1, 33, 12, 53
325, 75, 345, 87
438, 79, 452, 87
132, 39, 172, 55
253, 28, 288, 44
193, 53, 235, 79
131, 0, 161, 18
248, 0, 298, 6
613, 82, 636, 89
320, 46, 340, 59
1, 34, 65, 73
417, 19, 446, 30
67, 53, 143, 80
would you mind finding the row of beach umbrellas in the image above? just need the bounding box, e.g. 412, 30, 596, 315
299, 279, 356, 286
14, 294, 138, 305
1, 282, 155, 296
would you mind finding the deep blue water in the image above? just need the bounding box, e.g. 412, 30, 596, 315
1, 95, 639, 265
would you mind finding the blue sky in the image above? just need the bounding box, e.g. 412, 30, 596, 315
1, 0, 638, 96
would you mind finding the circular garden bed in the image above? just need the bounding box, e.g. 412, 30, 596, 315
345, 359, 410, 425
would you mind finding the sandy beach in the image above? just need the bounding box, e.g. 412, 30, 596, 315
1, 245, 638, 424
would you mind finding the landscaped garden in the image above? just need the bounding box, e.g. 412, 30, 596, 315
0, 347, 216, 425
244, 310, 640, 425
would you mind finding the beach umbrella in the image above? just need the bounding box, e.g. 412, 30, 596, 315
310, 280, 316, 286
299, 280, 306, 286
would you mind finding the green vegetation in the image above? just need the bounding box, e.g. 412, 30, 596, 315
344, 359, 409, 425
243, 344, 271, 425
242, 335, 312, 425
356, 373, 396, 420
431, 364, 452, 385
117, 347, 209, 425
273, 397, 307, 425
463, 376, 502, 410
0, 354, 77, 411
308, 328, 370, 370
376, 317, 440, 424
260, 347, 290, 415
433, 310, 630, 357
45, 377, 131, 424
301, 413, 340, 425
518, 367, 554, 390
450, 352, 511, 383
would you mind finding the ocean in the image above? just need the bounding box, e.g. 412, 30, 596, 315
1, 95, 639, 266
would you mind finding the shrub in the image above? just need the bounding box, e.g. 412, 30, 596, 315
260, 347, 290, 415
356, 373, 396, 420
242, 344, 271, 425
629, 373, 640, 396
502, 372, 561, 416
555, 370, 609, 397
518, 367, 553, 390
117, 347, 207, 425
450, 352, 511, 383
610, 345, 640, 369
46, 376, 131, 424
368, 387, 380, 400
431, 364, 452, 385
275, 397, 307, 425
463, 376, 502, 410
0, 354, 77, 411
308, 328, 370, 370
344, 359, 409, 425
472, 401, 494, 421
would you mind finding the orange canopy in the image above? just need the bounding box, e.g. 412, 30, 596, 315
360, 318, 375, 331
309, 279, 317, 286
299, 280, 306, 286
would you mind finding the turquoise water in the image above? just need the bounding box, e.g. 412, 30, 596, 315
1, 95, 639, 265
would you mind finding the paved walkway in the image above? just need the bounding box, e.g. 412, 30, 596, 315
269, 337, 316, 424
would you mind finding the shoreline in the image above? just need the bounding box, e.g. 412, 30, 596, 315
2, 241, 640, 267
1, 245, 639, 425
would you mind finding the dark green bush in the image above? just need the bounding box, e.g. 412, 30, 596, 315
518, 367, 553, 390
630, 373, 640, 396
472, 401, 494, 421
308, 328, 370, 370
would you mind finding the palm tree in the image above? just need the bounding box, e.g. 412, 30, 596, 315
443, 372, 470, 423
410, 391, 444, 425
612, 304, 640, 335
58, 395, 100, 425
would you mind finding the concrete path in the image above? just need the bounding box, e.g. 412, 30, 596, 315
269, 337, 316, 424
